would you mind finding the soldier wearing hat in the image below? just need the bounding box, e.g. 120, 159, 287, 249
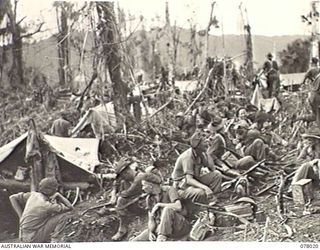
98, 158, 159, 241
9, 177, 73, 242
302, 57, 320, 86
171, 132, 222, 205
297, 128, 320, 160
259, 52, 280, 98
131, 173, 190, 241
265, 52, 279, 71
233, 122, 269, 169
175, 111, 196, 138
205, 117, 227, 166
296, 58, 320, 128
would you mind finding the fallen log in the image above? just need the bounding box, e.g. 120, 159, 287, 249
256, 183, 277, 196
80, 201, 114, 216
276, 171, 286, 215
262, 216, 270, 242
0, 179, 30, 192
63, 182, 91, 190
283, 223, 293, 238
255, 170, 296, 196
269, 190, 293, 200
71, 187, 80, 206
141, 97, 174, 123
184, 68, 214, 115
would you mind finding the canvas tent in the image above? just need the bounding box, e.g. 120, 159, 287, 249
71, 101, 155, 139
71, 102, 117, 139
250, 84, 281, 113
0, 133, 103, 184
280, 73, 305, 86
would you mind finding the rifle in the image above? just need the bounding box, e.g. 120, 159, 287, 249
80, 201, 113, 216
193, 202, 251, 225
80, 193, 148, 216
255, 169, 296, 196
221, 159, 266, 191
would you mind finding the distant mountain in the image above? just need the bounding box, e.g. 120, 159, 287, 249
21, 29, 308, 87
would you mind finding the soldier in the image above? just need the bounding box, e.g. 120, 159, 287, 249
302, 57, 320, 86
232, 122, 267, 170
297, 58, 320, 128
9, 178, 73, 243
98, 158, 146, 241
131, 173, 190, 241
50, 111, 72, 137
260, 53, 280, 98
171, 132, 222, 205
290, 159, 320, 189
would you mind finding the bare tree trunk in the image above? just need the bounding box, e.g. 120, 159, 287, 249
172, 21, 180, 75
56, 3, 70, 86
96, 2, 129, 126
165, 1, 175, 86
11, 29, 24, 86
6, 0, 24, 86
189, 23, 198, 68
240, 4, 254, 81
205, 2, 216, 60
245, 24, 254, 81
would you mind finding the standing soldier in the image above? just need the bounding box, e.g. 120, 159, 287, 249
261, 53, 280, 98
296, 58, 320, 127
302, 57, 320, 86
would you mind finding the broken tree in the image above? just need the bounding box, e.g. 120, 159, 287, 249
0, 0, 44, 87
54, 2, 72, 86
95, 2, 130, 127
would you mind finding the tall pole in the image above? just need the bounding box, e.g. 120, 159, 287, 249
205, 2, 216, 59
165, 1, 174, 87
203, 1, 216, 80
239, 3, 254, 81
311, 1, 320, 62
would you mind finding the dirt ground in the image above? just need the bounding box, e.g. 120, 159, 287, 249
2, 186, 320, 242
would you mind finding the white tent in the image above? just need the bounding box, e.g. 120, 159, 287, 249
71, 101, 155, 139
0, 133, 102, 177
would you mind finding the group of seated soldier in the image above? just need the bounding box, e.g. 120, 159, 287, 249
10, 91, 320, 242
97, 97, 297, 242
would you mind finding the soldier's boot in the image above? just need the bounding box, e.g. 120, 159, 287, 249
111, 218, 127, 241
156, 235, 168, 241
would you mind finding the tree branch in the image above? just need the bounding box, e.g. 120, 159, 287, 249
20, 22, 44, 40
16, 16, 26, 26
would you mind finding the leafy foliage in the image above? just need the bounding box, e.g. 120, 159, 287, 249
279, 38, 311, 74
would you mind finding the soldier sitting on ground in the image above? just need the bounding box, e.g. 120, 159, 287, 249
97, 158, 145, 241
171, 132, 222, 205
297, 128, 320, 161
289, 159, 320, 193
131, 173, 190, 241
9, 177, 73, 243
50, 111, 72, 137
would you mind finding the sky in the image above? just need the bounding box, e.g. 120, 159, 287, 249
15, 0, 316, 40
